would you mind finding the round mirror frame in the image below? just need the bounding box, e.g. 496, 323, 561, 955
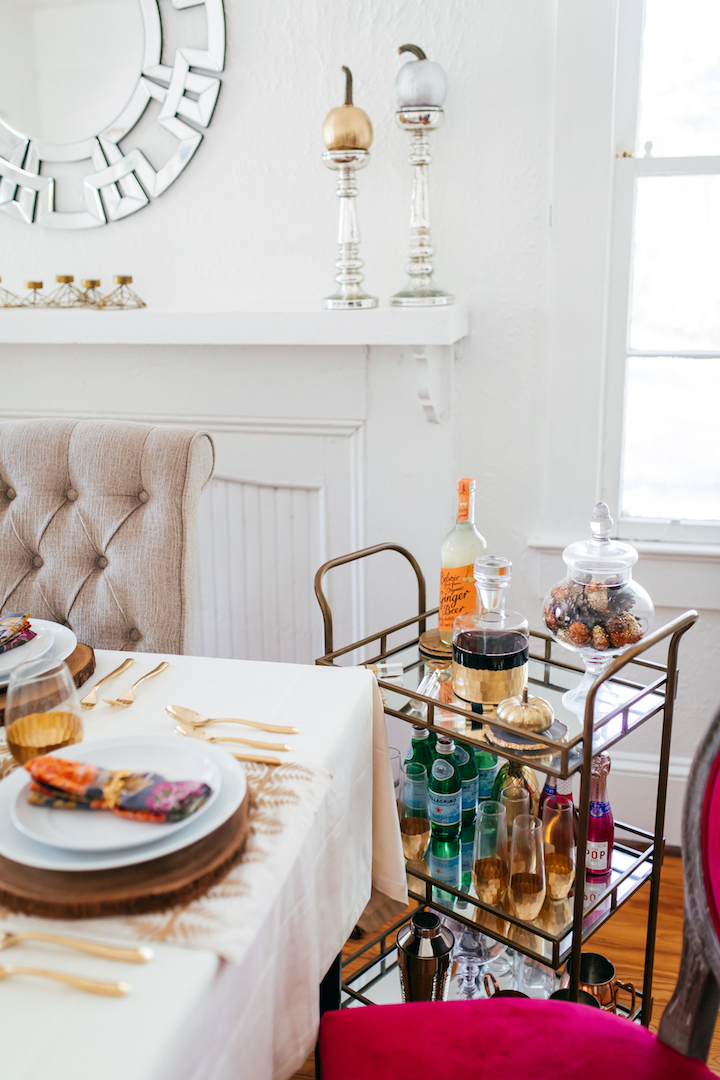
0, 0, 225, 230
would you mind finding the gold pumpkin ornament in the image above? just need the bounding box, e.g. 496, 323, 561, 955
322, 66, 373, 151
496, 686, 554, 734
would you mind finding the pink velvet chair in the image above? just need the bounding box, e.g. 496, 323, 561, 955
319, 705, 720, 1079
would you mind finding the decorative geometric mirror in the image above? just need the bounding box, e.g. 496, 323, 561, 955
0, 0, 225, 229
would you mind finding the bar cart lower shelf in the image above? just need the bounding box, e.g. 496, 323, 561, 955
315, 543, 697, 1023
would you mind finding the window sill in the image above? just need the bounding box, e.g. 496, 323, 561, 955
527, 537, 720, 611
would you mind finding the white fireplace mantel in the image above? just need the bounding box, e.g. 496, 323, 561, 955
0, 303, 469, 347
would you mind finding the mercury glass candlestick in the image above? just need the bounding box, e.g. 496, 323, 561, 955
322, 149, 377, 309
391, 106, 453, 307
322, 66, 378, 310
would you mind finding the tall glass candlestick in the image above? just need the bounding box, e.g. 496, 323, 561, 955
390, 106, 452, 306
322, 66, 377, 310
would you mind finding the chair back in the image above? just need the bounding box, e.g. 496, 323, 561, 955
0, 418, 214, 654
658, 703, 720, 1059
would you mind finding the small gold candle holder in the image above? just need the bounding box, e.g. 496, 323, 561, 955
23, 281, 46, 307
98, 276, 147, 310
45, 276, 86, 308
80, 279, 104, 307
0, 277, 22, 308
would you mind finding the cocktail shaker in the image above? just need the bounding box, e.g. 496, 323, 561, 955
397, 910, 454, 1002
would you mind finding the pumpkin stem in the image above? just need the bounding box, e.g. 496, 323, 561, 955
398, 43, 428, 61
342, 66, 353, 106
522, 686, 529, 703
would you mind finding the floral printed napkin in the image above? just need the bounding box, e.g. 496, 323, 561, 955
0, 613, 35, 655
25, 756, 211, 823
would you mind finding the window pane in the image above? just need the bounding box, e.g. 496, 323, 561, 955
638, 0, 720, 157
629, 175, 720, 351
621, 356, 720, 521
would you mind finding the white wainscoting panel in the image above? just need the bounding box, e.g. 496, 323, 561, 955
195, 475, 326, 665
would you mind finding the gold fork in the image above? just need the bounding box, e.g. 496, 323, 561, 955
80, 658, 135, 709
0, 963, 129, 996
104, 662, 169, 707
166, 704, 298, 735
174, 727, 282, 765
174, 723, 291, 752
0, 930, 152, 963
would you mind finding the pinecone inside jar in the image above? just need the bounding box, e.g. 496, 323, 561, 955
543, 580, 644, 650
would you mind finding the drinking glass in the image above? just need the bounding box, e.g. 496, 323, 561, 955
542, 797, 576, 900
389, 747, 402, 802
399, 761, 430, 860
5, 658, 83, 765
500, 785, 529, 833
472, 800, 509, 906
508, 814, 546, 922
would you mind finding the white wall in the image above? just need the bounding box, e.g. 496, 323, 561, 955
0, 0, 714, 843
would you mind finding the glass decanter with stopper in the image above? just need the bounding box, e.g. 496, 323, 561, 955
542, 503, 654, 715
451, 556, 529, 718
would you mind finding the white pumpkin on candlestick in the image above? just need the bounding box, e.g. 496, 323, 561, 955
394, 44, 448, 108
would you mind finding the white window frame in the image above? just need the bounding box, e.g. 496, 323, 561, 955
601, 0, 720, 545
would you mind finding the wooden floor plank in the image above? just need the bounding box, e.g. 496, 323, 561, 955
292, 856, 720, 1079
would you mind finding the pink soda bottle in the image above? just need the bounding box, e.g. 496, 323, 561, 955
586, 753, 613, 878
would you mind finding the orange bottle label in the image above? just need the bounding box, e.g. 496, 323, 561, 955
457, 478, 473, 523
439, 563, 475, 635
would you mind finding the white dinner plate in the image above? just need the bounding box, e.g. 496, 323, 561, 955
10, 737, 222, 852
0, 623, 54, 677
0, 620, 77, 688
0, 736, 246, 871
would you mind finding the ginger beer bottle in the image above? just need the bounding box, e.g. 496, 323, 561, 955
438, 478, 487, 645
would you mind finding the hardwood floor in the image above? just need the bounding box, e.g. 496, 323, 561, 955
292, 856, 720, 1078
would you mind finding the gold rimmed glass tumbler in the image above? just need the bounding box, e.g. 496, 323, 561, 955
508, 814, 546, 922
542, 797, 576, 900
5, 659, 83, 765
472, 800, 509, 906
399, 761, 431, 860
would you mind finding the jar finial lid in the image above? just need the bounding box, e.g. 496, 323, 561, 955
590, 502, 613, 543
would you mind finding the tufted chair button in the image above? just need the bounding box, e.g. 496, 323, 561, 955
32, 555, 43, 569
97, 556, 109, 569
128, 628, 142, 642
6, 487, 16, 501
138, 490, 149, 504
66, 488, 78, 502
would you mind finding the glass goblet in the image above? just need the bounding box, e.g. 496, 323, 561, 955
472, 800, 509, 906
542, 797, 576, 900
5, 658, 83, 766
500, 785, 530, 834
508, 814, 546, 922
399, 761, 430, 860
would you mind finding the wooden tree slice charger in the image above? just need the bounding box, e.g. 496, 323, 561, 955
0, 643, 95, 724
0, 795, 250, 919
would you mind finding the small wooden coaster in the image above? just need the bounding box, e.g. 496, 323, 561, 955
0, 643, 95, 724
0, 795, 250, 919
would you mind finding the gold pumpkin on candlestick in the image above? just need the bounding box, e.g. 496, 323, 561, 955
322, 66, 373, 151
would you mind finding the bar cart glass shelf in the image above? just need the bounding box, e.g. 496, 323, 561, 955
315, 543, 697, 1024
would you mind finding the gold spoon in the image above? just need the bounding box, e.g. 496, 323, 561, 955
167, 704, 298, 735
174, 727, 281, 765
174, 723, 291, 752
0, 930, 152, 963
0, 963, 130, 996
80, 658, 135, 709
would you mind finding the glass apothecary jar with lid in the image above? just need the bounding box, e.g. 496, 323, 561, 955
451, 556, 529, 718
542, 502, 654, 713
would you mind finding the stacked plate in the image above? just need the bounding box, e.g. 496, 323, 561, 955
0, 735, 247, 872
0, 618, 78, 689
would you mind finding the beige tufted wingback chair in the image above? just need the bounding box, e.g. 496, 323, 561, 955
0, 418, 214, 654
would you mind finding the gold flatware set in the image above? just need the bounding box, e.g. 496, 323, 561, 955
166, 704, 298, 765
80, 658, 135, 708
167, 704, 298, 735
104, 661, 170, 707
0, 929, 153, 996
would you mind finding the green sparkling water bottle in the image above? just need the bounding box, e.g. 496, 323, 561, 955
428, 835, 461, 905
405, 725, 435, 774
428, 735, 461, 840
474, 749, 499, 802
452, 744, 479, 827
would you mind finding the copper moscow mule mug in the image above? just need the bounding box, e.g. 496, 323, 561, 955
578, 952, 637, 1013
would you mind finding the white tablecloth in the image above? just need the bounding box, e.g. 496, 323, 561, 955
0, 651, 407, 1080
